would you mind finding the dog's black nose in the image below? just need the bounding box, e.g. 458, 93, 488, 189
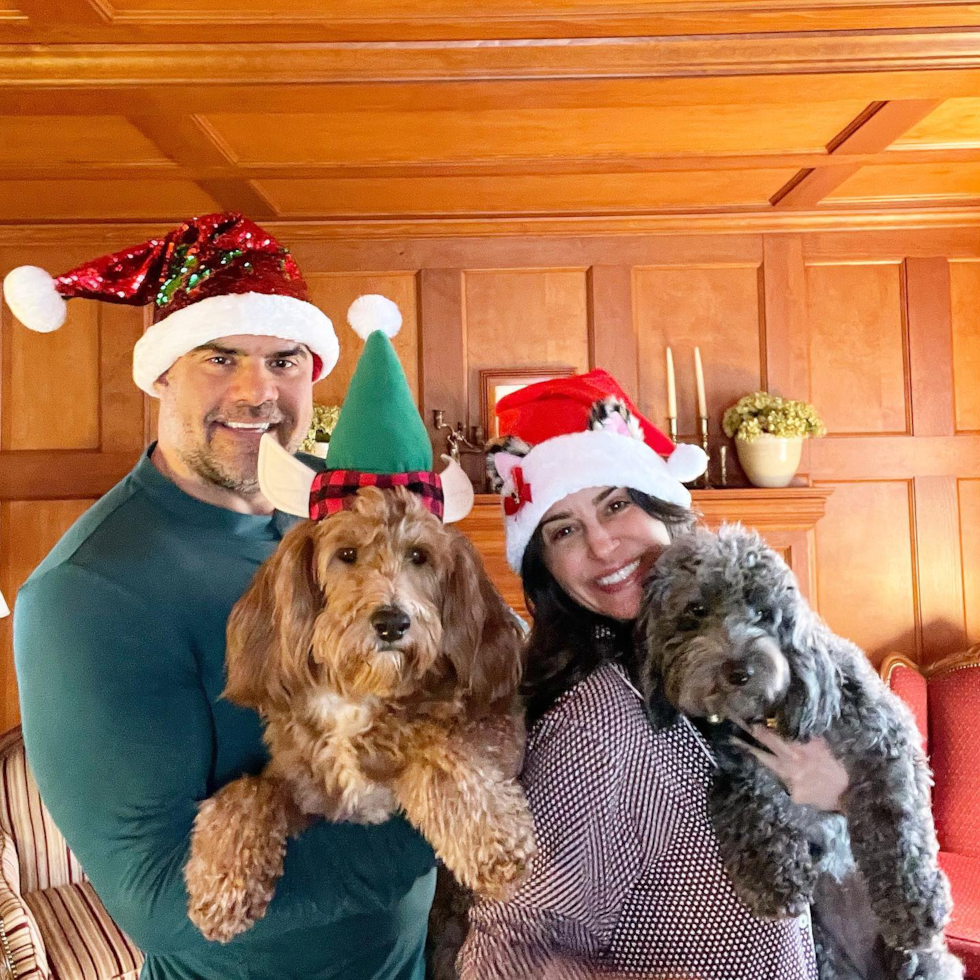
371, 606, 411, 642
726, 662, 755, 687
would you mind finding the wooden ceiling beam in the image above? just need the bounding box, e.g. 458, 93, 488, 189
126, 114, 277, 219
5, 2, 980, 44
4, 32, 980, 89
5, 70, 980, 116
15, 0, 111, 26
771, 99, 943, 208
4, 147, 980, 184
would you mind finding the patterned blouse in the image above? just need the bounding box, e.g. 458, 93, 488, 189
458, 662, 818, 980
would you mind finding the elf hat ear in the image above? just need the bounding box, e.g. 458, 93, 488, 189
439, 455, 474, 524
258, 434, 317, 518
492, 451, 525, 484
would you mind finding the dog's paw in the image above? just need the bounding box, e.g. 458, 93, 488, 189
184, 777, 291, 943
459, 813, 537, 900
881, 945, 964, 980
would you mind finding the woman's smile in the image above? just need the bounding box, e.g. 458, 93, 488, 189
595, 558, 642, 590
541, 486, 671, 620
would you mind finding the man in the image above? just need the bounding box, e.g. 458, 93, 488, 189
4, 213, 436, 980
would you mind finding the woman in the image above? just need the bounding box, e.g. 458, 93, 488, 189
458, 370, 848, 980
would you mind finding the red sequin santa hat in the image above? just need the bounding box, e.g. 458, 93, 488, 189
1, 212, 339, 396
491, 369, 708, 572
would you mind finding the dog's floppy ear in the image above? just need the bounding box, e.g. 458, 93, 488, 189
778, 603, 843, 738
225, 520, 324, 713
441, 531, 524, 707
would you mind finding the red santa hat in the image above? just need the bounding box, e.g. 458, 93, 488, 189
1, 212, 339, 397
492, 369, 707, 572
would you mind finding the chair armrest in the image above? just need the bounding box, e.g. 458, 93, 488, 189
0, 829, 50, 980
879, 653, 929, 753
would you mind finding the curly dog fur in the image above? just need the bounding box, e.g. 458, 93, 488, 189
637, 523, 962, 980
184, 486, 535, 944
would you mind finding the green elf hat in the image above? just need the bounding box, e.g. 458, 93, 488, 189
258, 294, 474, 524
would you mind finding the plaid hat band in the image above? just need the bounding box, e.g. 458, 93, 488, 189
309, 469, 445, 521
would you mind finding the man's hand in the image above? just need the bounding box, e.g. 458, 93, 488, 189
730, 718, 849, 813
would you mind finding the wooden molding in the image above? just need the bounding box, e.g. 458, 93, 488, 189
5, 33, 980, 89
810, 434, 980, 480
906, 257, 955, 437
419, 270, 466, 451
912, 474, 968, 659
2, 207, 980, 246
772, 100, 944, 208
6, 2, 980, 43
0, 450, 141, 500
587, 266, 637, 399
689, 486, 834, 530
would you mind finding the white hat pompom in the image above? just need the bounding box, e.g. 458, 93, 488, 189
2, 266, 67, 333
347, 294, 402, 341
666, 442, 709, 484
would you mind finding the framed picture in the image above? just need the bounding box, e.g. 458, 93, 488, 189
480, 367, 576, 441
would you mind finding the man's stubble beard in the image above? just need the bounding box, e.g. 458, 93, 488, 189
179, 411, 302, 497
179, 443, 262, 495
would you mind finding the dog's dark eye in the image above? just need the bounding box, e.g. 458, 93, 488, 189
336, 547, 357, 564
407, 547, 428, 566
677, 603, 707, 631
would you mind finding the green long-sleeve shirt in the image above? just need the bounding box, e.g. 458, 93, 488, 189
13, 446, 436, 980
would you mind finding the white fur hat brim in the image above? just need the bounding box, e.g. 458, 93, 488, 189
133, 291, 339, 396
502, 429, 696, 572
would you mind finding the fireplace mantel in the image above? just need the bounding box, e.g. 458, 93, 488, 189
458, 487, 833, 620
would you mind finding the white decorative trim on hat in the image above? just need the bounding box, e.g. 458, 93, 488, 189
132, 292, 339, 396
499, 429, 701, 572
2, 265, 67, 333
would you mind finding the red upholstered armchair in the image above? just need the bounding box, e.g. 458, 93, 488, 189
881, 647, 980, 978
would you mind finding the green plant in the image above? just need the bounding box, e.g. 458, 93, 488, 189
722, 391, 826, 443
300, 404, 341, 453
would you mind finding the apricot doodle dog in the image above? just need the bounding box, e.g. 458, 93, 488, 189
184, 485, 535, 943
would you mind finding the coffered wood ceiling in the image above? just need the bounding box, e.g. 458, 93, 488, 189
3, 1, 980, 231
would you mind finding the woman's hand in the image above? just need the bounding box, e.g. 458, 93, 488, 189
730, 719, 849, 813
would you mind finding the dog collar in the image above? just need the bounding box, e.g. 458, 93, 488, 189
705, 714, 780, 730
309, 468, 444, 521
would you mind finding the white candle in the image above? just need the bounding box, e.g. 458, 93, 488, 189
666, 347, 677, 419
694, 346, 707, 418
0, 589, 8, 619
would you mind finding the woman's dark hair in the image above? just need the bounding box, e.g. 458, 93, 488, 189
520, 489, 696, 725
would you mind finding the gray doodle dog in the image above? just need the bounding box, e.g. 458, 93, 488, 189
637, 523, 961, 980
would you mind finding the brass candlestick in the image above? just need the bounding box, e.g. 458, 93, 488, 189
668, 416, 678, 445
719, 445, 728, 487
698, 416, 711, 488
431, 409, 484, 463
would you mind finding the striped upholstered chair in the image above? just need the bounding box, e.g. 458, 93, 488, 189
0, 727, 143, 980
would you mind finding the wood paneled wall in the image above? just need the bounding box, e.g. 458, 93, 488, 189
2, 223, 979, 731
